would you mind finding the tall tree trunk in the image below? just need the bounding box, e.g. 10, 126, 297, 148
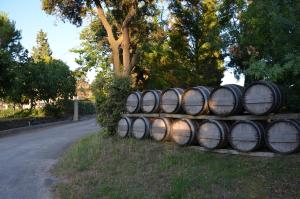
94, 0, 137, 77
122, 27, 131, 76
111, 43, 121, 76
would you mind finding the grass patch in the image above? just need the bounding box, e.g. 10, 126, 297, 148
52, 132, 300, 199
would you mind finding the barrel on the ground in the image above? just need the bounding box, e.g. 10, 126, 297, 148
150, 117, 172, 141
229, 120, 265, 152
132, 117, 151, 139
197, 120, 229, 149
117, 117, 133, 138
265, 119, 300, 154
171, 118, 197, 146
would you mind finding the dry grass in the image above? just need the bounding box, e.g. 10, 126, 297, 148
52, 132, 300, 199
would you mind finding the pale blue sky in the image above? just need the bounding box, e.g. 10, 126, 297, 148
0, 0, 244, 85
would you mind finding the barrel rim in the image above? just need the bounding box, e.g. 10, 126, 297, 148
126, 91, 142, 113
229, 120, 264, 152
182, 86, 209, 115
141, 90, 161, 113
197, 119, 227, 149
160, 88, 183, 113
208, 84, 242, 116
265, 119, 300, 154
242, 80, 281, 115
150, 117, 171, 141
132, 116, 150, 140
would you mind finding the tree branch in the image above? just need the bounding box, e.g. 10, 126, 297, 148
117, 34, 123, 45
122, 2, 137, 28
94, 0, 117, 45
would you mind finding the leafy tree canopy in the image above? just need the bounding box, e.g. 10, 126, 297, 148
32, 29, 53, 63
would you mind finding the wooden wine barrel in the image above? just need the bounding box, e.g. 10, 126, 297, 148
150, 117, 172, 141
208, 84, 244, 116
171, 119, 197, 146
243, 81, 285, 115
141, 90, 161, 113
229, 120, 265, 152
197, 120, 229, 149
182, 86, 213, 115
125, 91, 142, 113
132, 117, 151, 140
265, 120, 300, 154
160, 88, 184, 113
117, 117, 132, 138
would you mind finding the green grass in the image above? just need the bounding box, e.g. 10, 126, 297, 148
0, 108, 44, 119
52, 132, 300, 199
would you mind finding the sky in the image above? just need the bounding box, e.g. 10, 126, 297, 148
0, 0, 244, 85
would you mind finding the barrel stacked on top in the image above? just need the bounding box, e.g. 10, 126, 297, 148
118, 81, 300, 154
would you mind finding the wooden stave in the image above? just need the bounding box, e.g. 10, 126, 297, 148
182, 86, 213, 115
243, 81, 285, 115
171, 118, 198, 146
117, 116, 133, 138
141, 90, 162, 113
132, 116, 151, 140
265, 119, 300, 154
229, 120, 265, 152
160, 88, 184, 114
126, 91, 142, 113
197, 120, 230, 149
208, 84, 244, 116
150, 117, 172, 141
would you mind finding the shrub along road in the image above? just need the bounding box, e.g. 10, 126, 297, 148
0, 118, 100, 199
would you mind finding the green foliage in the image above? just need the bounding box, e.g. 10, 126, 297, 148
166, 0, 224, 86
220, 0, 300, 111
0, 12, 23, 98
43, 99, 95, 117
43, 103, 63, 117
94, 76, 131, 135
32, 29, 52, 63
79, 100, 96, 115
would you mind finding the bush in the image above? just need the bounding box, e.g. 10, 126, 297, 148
79, 100, 96, 115
94, 76, 131, 135
43, 103, 63, 117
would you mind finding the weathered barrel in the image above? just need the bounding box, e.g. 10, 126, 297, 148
265, 120, 300, 154
243, 81, 285, 115
229, 121, 265, 152
132, 117, 151, 140
197, 120, 229, 149
150, 117, 172, 141
182, 86, 213, 115
141, 90, 161, 113
208, 84, 244, 116
160, 88, 184, 113
117, 117, 132, 138
171, 119, 197, 146
125, 91, 142, 113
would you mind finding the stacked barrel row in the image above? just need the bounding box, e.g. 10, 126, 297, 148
118, 81, 299, 154
117, 116, 300, 154
125, 81, 285, 116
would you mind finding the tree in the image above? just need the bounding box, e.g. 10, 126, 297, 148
220, 0, 300, 111
42, 0, 157, 77
167, 0, 224, 86
32, 29, 52, 63
0, 12, 23, 97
